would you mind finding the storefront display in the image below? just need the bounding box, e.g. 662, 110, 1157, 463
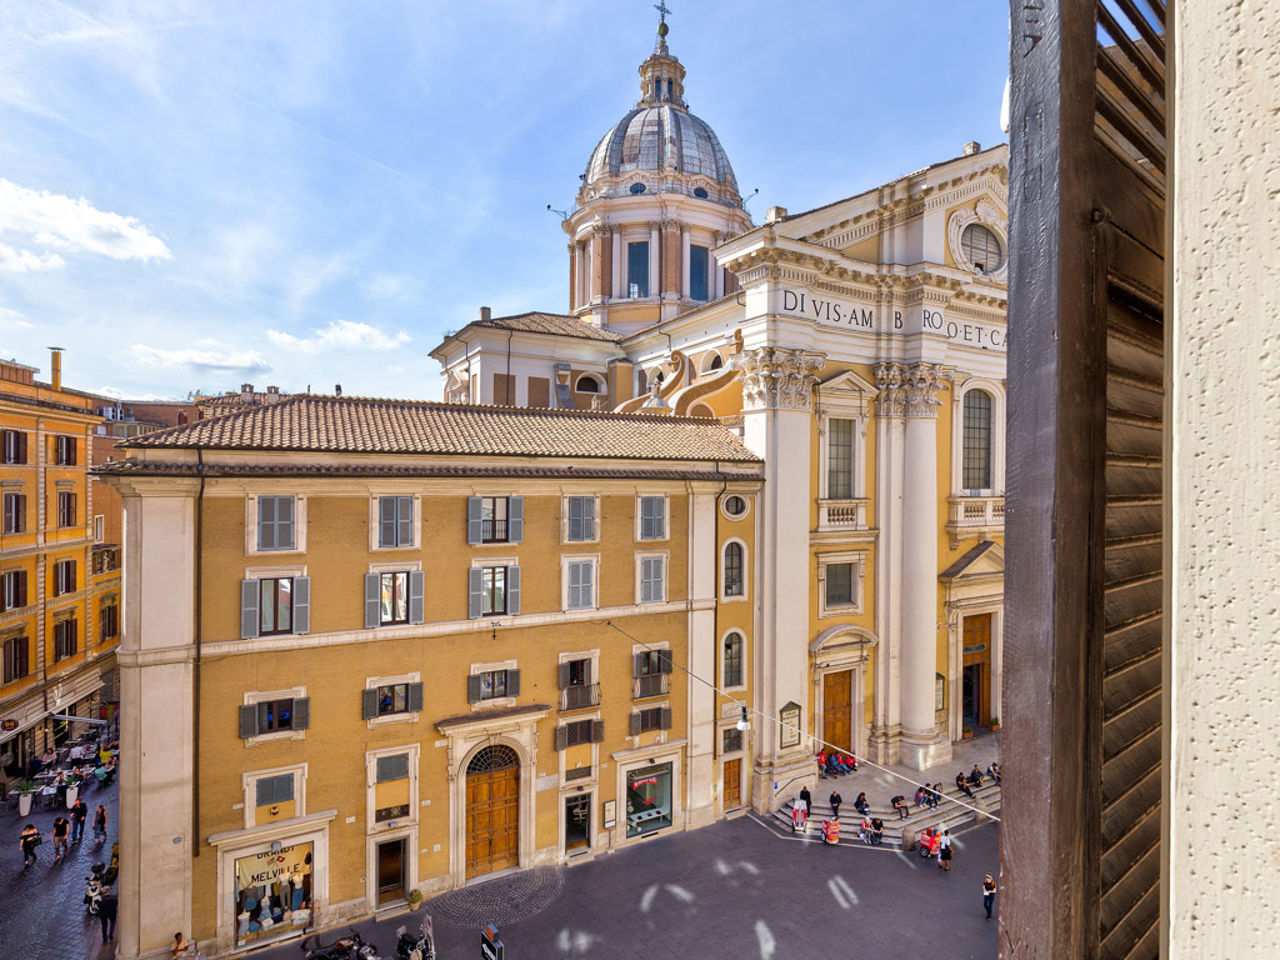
234, 842, 313, 945
625, 764, 672, 837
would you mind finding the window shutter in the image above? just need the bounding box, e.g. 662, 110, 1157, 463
555, 726, 568, 751
362, 688, 379, 721
660, 706, 673, 730
467, 674, 483, 703
292, 577, 310, 634
364, 574, 381, 629
583, 659, 593, 684
238, 704, 259, 739
290, 697, 310, 731
18, 570, 27, 607
409, 570, 426, 624
508, 497, 524, 542
398, 497, 413, 547
468, 567, 483, 619
258, 497, 274, 550
18, 432, 26, 463
379, 497, 396, 547
660, 651, 674, 674
407, 682, 424, 713
467, 497, 483, 545
633, 653, 645, 677
506, 669, 521, 697
655, 497, 665, 537
592, 719, 606, 743
629, 712, 642, 736
558, 662, 571, 690
585, 498, 596, 540
507, 565, 521, 615
240, 580, 260, 639
567, 497, 581, 540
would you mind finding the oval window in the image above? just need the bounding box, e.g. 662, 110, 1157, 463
630, 183, 647, 195
723, 495, 747, 517
960, 223, 1003, 273
693, 187, 709, 199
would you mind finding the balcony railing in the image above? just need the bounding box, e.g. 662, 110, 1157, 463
633, 674, 669, 700
946, 496, 1006, 544
560, 683, 601, 711
817, 498, 870, 531
481, 519, 508, 543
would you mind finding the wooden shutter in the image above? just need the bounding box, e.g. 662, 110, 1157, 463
406, 682, 424, 712
507, 565, 521, 615
633, 653, 645, 677
290, 697, 310, 731
584, 497, 596, 540
592, 719, 606, 743
467, 497, 483, 545
379, 497, 396, 547
409, 570, 426, 624
583, 658, 593, 685
555, 726, 569, 751
292, 577, 311, 634
660, 707, 673, 730
629, 712, 642, 736
508, 497, 524, 542
240, 580, 260, 639
467, 567, 483, 619
364, 574, 382, 629
362, 688, 380, 721
659, 650, 674, 674
398, 497, 413, 547
277, 496, 294, 549
467, 674, 483, 703
17, 570, 26, 608
238, 704, 258, 739
1005, 2, 1166, 957
558, 662, 571, 690
506, 669, 521, 697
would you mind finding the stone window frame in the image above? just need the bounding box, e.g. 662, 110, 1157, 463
816, 550, 867, 619
241, 762, 308, 830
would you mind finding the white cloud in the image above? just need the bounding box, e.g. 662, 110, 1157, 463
0, 179, 171, 270
0, 307, 34, 328
266, 319, 411, 354
131, 341, 269, 375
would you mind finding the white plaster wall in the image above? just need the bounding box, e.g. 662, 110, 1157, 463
1166, 4, 1280, 954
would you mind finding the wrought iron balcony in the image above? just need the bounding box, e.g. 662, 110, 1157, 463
633, 674, 669, 700
560, 683, 601, 711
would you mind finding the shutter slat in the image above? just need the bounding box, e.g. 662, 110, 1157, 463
555, 726, 568, 751
467, 497, 483, 545
592, 719, 606, 743
506, 669, 520, 697
507, 566, 521, 615
291, 697, 310, 731
407, 682, 424, 713
629, 712, 642, 736
238, 704, 258, 739
468, 568, 483, 619
558, 662, 571, 690
467, 674, 483, 703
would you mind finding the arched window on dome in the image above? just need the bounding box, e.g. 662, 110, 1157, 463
630, 183, 647, 195
693, 187, 709, 199
963, 389, 993, 491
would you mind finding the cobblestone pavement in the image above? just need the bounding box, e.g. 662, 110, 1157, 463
0, 775, 118, 960
258, 816, 1000, 960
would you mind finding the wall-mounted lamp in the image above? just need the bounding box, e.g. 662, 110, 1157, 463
737, 705, 750, 732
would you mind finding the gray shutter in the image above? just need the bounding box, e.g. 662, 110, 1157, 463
240, 580, 260, 639
506, 669, 521, 697
508, 497, 524, 542
584, 659, 593, 684
633, 653, 645, 677
407, 683, 424, 713
660, 706, 673, 730
238, 704, 259, 739
290, 697, 310, 731
656, 497, 665, 537
398, 497, 413, 547
278, 497, 294, 549
467, 674, 483, 703
364, 574, 382, 629
629, 712, 642, 736
467, 497, 483, 544
507, 565, 521, 615
362, 688, 379, 721
558, 662, 571, 690
379, 497, 396, 548
409, 570, 426, 624
660, 651, 674, 674
292, 577, 310, 634
584, 497, 596, 540
468, 567, 483, 619
592, 719, 606, 743
555, 726, 568, 751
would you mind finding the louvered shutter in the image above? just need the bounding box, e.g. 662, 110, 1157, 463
292, 577, 310, 634
406, 683, 424, 713
555, 726, 568, 751
466, 497, 483, 544
467, 568, 483, 619
507, 566, 521, 615
505, 669, 520, 697
290, 697, 310, 730
558, 662, 571, 690
584, 497, 595, 540
660, 706, 673, 730
362, 688, 379, 720
409, 571, 426, 624
379, 497, 396, 547
238, 705, 259, 739
592, 719, 606, 743
17, 570, 26, 607
508, 497, 524, 542
398, 497, 413, 547
629, 712, 642, 736
466, 674, 483, 703
277, 496, 294, 549
633, 653, 645, 677
240, 580, 260, 639
364, 574, 382, 629
583, 659, 593, 684
659, 651, 673, 674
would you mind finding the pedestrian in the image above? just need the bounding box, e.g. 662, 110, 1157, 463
99, 885, 118, 941
19, 822, 41, 867
93, 803, 108, 844
798, 785, 812, 816
956, 771, 975, 800
71, 797, 88, 842
968, 764, 984, 788
829, 789, 842, 820
914, 785, 928, 807
52, 815, 70, 862
939, 829, 953, 871
983, 873, 998, 918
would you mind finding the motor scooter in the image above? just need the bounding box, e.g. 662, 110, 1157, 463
395, 917, 435, 960
299, 927, 378, 960
84, 863, 105, 915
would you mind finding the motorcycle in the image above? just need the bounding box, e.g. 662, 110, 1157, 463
299, 927, 379, 960
84, 863, 105, 915
395, 918, 436, 960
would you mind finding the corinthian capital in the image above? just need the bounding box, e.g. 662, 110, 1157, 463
732, 347, 827, 411
875, 361, 949, 418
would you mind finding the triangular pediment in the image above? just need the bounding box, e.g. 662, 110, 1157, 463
819, 369, 878, 397
940, 540, 1004, 581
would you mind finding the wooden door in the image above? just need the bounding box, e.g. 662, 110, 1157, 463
722, 757, 742, 810
823, 671, 853, 754
465, 749, 520, 879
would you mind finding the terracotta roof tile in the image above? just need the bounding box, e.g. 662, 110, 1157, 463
468, 311, 621, 342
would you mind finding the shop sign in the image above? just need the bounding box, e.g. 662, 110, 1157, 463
1, 719, 17, 732
234, 842, 312, 890
963, 642, 988, 656
481, 924, 504, 960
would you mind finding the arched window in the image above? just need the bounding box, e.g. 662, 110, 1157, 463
961, 223, 1003, 273
576, 374, 602, 394
963, 389, 993, 491
467, 744, 519, 774
702, 352, 724, 373
723, 542, 744, 597
723, 632, 744, 687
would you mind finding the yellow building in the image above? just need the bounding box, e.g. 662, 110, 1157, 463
0, 350, 121, 777
101, 397, 762, 957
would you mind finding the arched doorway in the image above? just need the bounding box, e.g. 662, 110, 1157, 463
465, 745, 520, 879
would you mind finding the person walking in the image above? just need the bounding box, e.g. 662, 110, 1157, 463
92, 803, 108, 845
19, 823, 41, 867
939, 829, 953, 871
99, 886, 118, 941
71, 797, 87, 842
983, 873, 998, 918
829, 789, 842, 820
51, 815, 70, 862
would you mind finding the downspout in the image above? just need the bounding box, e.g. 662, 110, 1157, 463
192, 448, 205, 855
505, 330, 514, 405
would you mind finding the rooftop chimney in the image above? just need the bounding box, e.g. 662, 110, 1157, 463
48, 347, 64, 392
963, 140, 982, 156
334, 384, 342, 397
765, 206, 788, 224
240, 383, 254, 402
479, 306, 492, 322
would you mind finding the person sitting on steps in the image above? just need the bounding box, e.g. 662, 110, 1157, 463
967, 764, 984, 788
986, 761, 1002, 785
891, 795, 910, 819
956, 771, 975, 799
853, 792, 870, 815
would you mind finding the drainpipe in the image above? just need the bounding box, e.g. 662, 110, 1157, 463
192, 448, 205, 854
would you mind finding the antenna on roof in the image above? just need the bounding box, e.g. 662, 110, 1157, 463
742, 188, 760, 215
546, 203, 571, 220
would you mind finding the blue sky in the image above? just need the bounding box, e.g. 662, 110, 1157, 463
0, 1, 1009, 401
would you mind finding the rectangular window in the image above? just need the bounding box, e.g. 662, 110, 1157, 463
56, 492, 76, 528
53, 618, 78, 661
825, 562, 855, 606
627, 241, 650, 298
255, 773, 295, 807
3, 493, 26, 534
828, 418, 854, 499
566, 496, 595, 542
635, 706, 668, 733
633, 650, 671, 699
625, 762, 673, 837
560, 658, 599, 709
259, 578, 294, 635
53, 559, 76, 596
723, 727, 743, 754
54, 436, 76, 466
378, 496, 414, 548
639, 496, 666, 540
374, 753, 411, 822
3, 430, 27, 464
3, 636, 29, 683
482, 566, 507, 615
256, 496, 295, 551
564, 718, 595, 747
100, 602, 119, 643
481, 497, 509, 543
238, 696, 309, 739
640, 556, 665, 604
380, 572, 409, 625
723, 633, 744, 687
376, 683, 410, 716
478, 669, 508, 700
1, 570, 27, 612
689, 245, 709, 301
566, 560, 595, 611
93, 515, 104, 543
256, 698, 295, 733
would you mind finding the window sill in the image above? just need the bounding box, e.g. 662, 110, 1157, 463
243, 730, 306, 748
366, 712, 421, 729
471, 696, 517, 712
819, 603, 863, 619
719, 594, 749, 604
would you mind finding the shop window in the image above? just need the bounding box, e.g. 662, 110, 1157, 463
639, 555, 666, 604
2, 493, 25, 534
3, 635, 29, 683
468, 565, 520, 618
723, 632, 744, 688
565, 496, 596, 542
238, 697, 310, 739
256, 496, 295, 551
963, 390, 994, 491
54, 436, 76, 466
628, 242, 649, 298
468, 668, 521, 703
364, 571, 425, 628
690, 245, 709, 301
722, 542, 744, 597
1, 570, 27, 612
377, 496, 414, 548
362, 682, 424, 720
638, 496, 666, 540
625, 763, 673, 837
554, 717, 604, 750
52, 618, 78, 661
53, 559, 76, 596
233, 842, 312, 946
2, 430, 27, 464
56, 492, 77, 528
467, 496, 523, 544
633, 650, 671, 699
242, 577, 311, 638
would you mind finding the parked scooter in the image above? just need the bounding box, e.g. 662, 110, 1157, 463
395, 918, 436, 960
84, 864, 106, 915
299, 927, 378, 960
